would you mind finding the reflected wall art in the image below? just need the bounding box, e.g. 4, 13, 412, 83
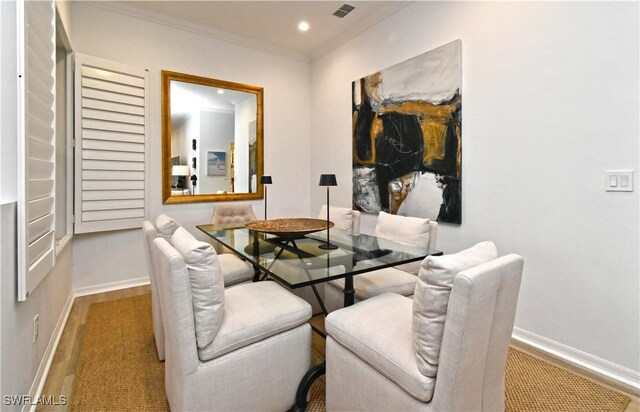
352, 40, 462, 224
207, 150, 226, 176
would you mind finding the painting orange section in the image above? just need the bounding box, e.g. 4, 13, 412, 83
368, 114, 383, 163
354, 95, 460, 170
378, 96, 460, 117
353, 112, 381, 165
421, 119, 447, 164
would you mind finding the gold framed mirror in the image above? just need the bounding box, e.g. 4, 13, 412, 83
162, 70, 264, 204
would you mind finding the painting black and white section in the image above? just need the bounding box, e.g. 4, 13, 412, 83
352, 39, 462, 224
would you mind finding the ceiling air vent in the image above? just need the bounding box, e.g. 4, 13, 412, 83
332, 4, 355, 18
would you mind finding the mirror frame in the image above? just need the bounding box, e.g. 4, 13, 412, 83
161, 70, 264, 204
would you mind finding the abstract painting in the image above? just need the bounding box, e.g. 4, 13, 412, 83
207, 150, 226, 176
352, 40, 462, 224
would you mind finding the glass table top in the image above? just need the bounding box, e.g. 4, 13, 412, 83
197, 222, 442, 289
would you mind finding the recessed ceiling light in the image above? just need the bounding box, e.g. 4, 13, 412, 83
217, 89, 224, 95
298, 21, 310, 32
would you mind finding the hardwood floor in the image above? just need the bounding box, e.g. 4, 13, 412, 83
38, 285, 151, 411
39, 285, 639, 411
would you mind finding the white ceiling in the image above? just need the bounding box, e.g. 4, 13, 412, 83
91, 1, 410, 61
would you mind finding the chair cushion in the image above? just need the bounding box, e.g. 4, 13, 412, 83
375, 211, 430, 248
198, 282, 312, 361
327, 267, 418, 300
171, 227, 225, 349
211, 204, 257, 224
413, 241, 498, 377
218, 254, 254, 286
326, 293, 436, 402
375, 211, 431, 274
156, 213, 181, 240
319, 205, 353, 231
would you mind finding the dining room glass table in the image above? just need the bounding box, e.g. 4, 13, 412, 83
197, 221, 442, 297
197, 220, 443, 411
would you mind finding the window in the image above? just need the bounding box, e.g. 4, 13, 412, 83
54, 14, 73, 254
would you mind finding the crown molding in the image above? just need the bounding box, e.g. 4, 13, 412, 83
309, 1, 411, 61
80, 2, 311, 62
78, 1, 411, 64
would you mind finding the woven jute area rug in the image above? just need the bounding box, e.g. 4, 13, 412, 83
71, 294, 630, 411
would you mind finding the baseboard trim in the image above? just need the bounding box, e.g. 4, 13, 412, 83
25, 291, 75, 412
73, 276, 150, 298
512, 327, 640, 393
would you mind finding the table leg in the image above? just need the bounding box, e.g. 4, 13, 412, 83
263, 239, 335, 410
291, 275, 355, 410
291, 362, 326, 412
343, 275, 355, 307
289, 239, 329, 316
252, 266, 261, 282
309, 283, 328, 316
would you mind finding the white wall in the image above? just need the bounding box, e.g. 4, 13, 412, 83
183, 112, 199, 193
66, 2, 311, 290
55, 0, 72, 49
234, 96, 257, 193
170, 115, 190, 187
1, 205, 73, 408
310, 1, 639, 376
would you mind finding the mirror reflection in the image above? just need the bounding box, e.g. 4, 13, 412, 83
162, 71, 263, 204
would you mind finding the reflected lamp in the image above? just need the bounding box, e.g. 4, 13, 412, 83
172, 165, 190, 189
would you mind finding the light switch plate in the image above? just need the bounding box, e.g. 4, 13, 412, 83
605, 170, 633, 192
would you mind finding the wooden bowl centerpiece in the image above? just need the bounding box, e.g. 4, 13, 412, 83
245, 218, 334, 239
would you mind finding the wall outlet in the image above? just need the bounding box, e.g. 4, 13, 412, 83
33, 314, 39, 343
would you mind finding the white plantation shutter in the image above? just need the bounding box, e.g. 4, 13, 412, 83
17, 0, 56, 301
74, 54, 149, 234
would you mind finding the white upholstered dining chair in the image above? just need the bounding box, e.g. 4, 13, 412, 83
142, 213, 255, 360
151, 228, 312, 411
325, 242, 524, 411
142, 220, 165, 361
210, 203, 257, 225
318, 205, 361, 233
210, 203, 258, 255
323, 211, 438, 312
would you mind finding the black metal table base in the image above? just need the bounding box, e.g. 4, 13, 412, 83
254, 236, 348, 411
290, 275, 354, 411
291, 362, 326, 412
